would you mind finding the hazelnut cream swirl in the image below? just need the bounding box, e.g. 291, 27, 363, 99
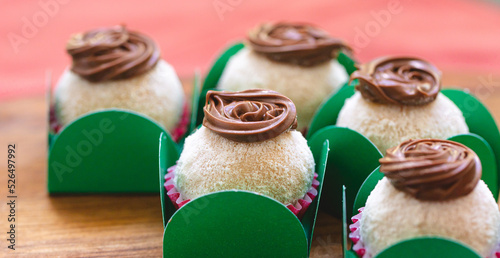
380, 139, 481, 201
352, 57, 441, 105
67, 26, 160, 82
203, 89, 298, 143
248, 22, 351, 67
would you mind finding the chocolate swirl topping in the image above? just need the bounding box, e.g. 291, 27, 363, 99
203, 89, 298, 142
248, 22, 351, 66
67, 26, 160, 82
380, 139, 481, 201
352, 56, 441, 105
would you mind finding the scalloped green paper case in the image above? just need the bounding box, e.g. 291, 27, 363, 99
194, 42, 357, 127
158, 132, 329, 257
342, 134, 498, 258
47, 109, 174, 193
308, 126, 382, 219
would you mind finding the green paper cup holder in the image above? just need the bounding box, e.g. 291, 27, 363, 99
48, 109, 172, 193
308, 126, 383, 219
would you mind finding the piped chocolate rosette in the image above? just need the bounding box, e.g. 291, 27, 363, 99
67, 25, 160, 82
248, 22, 351, 66
202, 89, 298, 142
164, 89, 319, 219
380, 139, 481, 201
351, 57, 442, 105
348, 139, 500, 258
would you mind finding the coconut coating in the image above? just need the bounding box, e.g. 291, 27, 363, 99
360, 178, 500, 257
174, 126, 316, 205
55, 60, 185, 131
217, 48, 348, 130
336, 92, 468, 154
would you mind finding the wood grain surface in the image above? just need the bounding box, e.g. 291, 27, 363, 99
1, 73, 500, 257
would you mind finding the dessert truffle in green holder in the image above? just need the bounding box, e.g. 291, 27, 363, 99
343, 138, 500, 258
307, 56, 500, 204
158, 89, 330, 257
196, 22, 357, 132
47, 26, 195, 193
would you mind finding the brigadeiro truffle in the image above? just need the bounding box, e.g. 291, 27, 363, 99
54, 26, 188, 140
164, 89, 319, 218
336, 56, 468, 153
349, 139, 500, 257
217, 22, 352, 131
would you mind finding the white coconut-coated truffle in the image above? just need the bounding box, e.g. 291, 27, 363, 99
336, 92, 469, 153
173, 126, 316, 205
55, 60, 185, 131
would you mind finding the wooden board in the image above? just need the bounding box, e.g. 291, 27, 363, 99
1, 74, 499, 257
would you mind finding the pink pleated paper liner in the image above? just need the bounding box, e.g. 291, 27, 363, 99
348, 207, 370, 258
349, 207, 500, 258
49, 101, 189, 142
49, 105, 62, 134
164, 164, 320, 220
170, 101, 190, 142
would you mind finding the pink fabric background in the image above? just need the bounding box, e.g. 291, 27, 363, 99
1, 0, 499, 99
